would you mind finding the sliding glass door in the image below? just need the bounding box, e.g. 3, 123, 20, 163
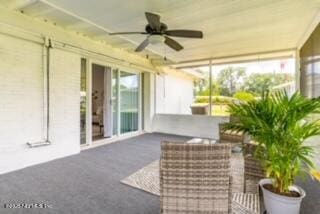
88, 63, 140, 143
112, 69, 119, 135
119, 71, 139, 134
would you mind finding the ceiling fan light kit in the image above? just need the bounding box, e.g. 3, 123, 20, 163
109, 12, 203, 52
148, 35, 165, 44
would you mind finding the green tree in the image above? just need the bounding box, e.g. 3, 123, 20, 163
217, 67, 246, 96
195, 78, 221, 96
244, 72, 294, 95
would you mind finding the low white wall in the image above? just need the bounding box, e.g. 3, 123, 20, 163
152, 114, 229, 139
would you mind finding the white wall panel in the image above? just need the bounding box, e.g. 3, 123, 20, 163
152, 114, 228, 139
0, 33, 81, 174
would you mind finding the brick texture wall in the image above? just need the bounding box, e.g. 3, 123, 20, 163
0, 34, 80, 174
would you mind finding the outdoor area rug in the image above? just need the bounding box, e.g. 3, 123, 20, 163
121, 154, 244, 196
121, 160, 160, 196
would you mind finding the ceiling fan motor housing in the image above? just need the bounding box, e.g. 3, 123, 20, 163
109, 12, 203, 52
145, 23, 168, 34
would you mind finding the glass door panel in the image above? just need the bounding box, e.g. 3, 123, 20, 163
112, 69, 119, 135
120, 71, 139, 134
80, 58, 87, 144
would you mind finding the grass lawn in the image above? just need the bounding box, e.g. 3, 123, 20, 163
212, 104, 229, 116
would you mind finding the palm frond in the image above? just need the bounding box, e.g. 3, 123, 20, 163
224, 90, 320, 193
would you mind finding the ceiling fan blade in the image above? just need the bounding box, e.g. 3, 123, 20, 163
145, 12, 161, 31
109, 32, 146, 35
165, 30, 203, 38
135, 37, 150, 52
164, 36, 183, 51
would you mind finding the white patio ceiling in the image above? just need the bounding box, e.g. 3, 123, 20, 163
1, 0, 320, 65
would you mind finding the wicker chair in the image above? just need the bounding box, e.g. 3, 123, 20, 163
243, 142, 266, 194
219, 124, 245, 142
160, 141, 260, 214
219, 116, 245, 144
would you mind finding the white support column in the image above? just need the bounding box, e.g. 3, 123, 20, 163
117, 69, 121, 136
294, 49, 301, 92
209, 59, 212, 116
138, 73, 142, 132
143, 72, 155, 132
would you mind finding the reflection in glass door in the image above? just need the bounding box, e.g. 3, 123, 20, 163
120, 71, 139, 134
112, 69, 119, 135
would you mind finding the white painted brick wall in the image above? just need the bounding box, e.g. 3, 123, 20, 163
0, 34, 43, 148
0, 34, 81, 174
156, 74, 194, 115
49, 48, 80, 158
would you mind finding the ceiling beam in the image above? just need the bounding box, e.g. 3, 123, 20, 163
297, 9, 320, 50
175, 54, 294, 69
169, 48, 296, 66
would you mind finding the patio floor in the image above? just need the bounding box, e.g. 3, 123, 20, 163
0, 133, 319, 214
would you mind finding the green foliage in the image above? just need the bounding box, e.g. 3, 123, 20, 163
224, 91, 320, 193
244, 73, 294, 95
195, 96, 235, 104
195, 96, 209, 103
217, 66, 246, 96
233, 91, 255, 102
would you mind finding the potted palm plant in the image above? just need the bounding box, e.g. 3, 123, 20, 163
224, 90, 320, 214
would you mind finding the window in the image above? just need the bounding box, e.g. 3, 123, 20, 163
156, 58, 296, 116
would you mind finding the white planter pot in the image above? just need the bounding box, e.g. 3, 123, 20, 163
259, 178, 305, 214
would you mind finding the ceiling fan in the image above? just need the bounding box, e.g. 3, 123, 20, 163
109, 12, 203, 52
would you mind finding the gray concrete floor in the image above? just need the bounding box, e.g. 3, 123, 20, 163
0, 133, 318, 214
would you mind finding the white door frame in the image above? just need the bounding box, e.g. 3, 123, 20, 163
83, 58, 142, 146
103, 66, 113, 137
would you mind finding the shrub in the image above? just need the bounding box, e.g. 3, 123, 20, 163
233, 91, 255, 102
195, 96, 209, 103
195, 96, 235, 104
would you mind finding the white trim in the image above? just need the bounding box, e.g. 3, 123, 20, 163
294, 50, 301, 91
88, 60, 142, 143
104, 66, 113, 137
116, 69, 121, 136
0, 22, 43, 44
297, 9, 320, 50
81, 131, 145, 151
208, 59, 212, 116
87, 58, 93, 146
90, 58, 140, 76
118, 69, 141, 134
169, 48, 296, 67
138, 73, 142, 132
52, 41, 155, 73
